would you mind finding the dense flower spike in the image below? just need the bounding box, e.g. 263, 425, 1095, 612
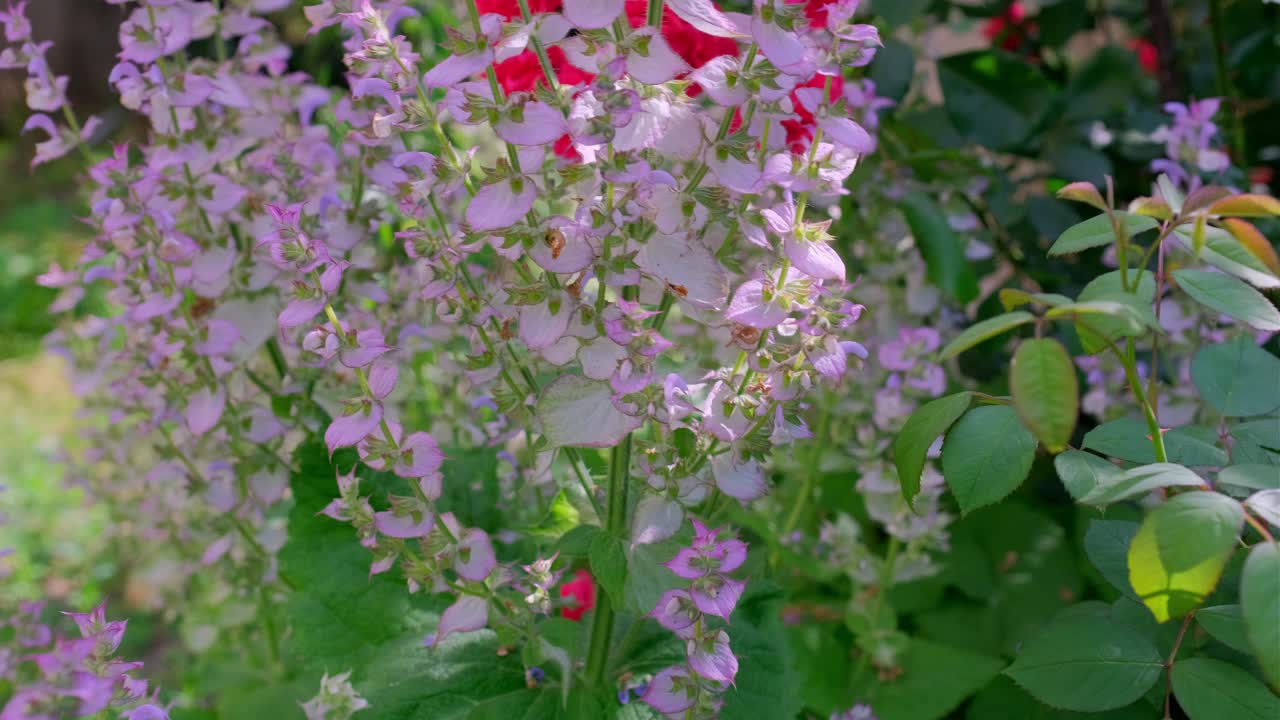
4, 0, 881, 715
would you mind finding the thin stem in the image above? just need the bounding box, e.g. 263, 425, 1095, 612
771, 405, 830, 566
647, 0, 665, 27
1244, 514, 1276, 544
1208, 0, 1246, 162
515, 0, 561, 93
851, 536, 901, 687
1163, 614, 1194, 719
584, 435, 632, 687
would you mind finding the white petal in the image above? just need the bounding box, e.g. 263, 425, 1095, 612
635, 232, 729, 309
628, 29, 691, 85
666, 0, 745, 38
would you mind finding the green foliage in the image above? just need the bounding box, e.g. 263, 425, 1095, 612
1083, 520, 1140, 600
1083, 418, 1229, 467
901, 191, 979, 303
1075, 463, 1205, 506
1171, 658, 1280, 720
1191, 337, 1280, 417
892, 392, 971, 508
280, 441, 527, 720
936, 51, 1052, 152
1173, 269, 1280, 332
854, 640, 1004, 720
1241, 542, 1280, 689
1004, 614, 1163, 712
941, 406, 1038, 515
1126, 491, 1244, 623
938, 312, 1034, 360
1011, 339, 1078, 453
1048, 213, 1157, 256
587, 532, 627, 607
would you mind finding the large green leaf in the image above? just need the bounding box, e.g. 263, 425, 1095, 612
588, 531, 627, 607
1003, 614, 1163, 712
941, 406, 1039, 515
1054, 450, 1123, 501
1127, 491, 1245, 623
967, 676, 1152, 719
939, 312, 1035, 360
1241, 542, 1280, 689
1191, 338, 1280, 417
1048, 212, 1158, 256
1011, 339, 1078, 452
1171, 658, 1280, 720
937, 50, 1053, 152
1195, 605, 1251, 654
1082, 418, 1228, 467
1219, 465, 1280, 493
893, 392, 972, 509
1077, 463, 1206, 506
280, 441, 527, 720
856, 639, 1004, 720
1083, 519, 1140, 600
1173, 269, 1280, 331
901, 191, 979, 303
719, 588, 805, 720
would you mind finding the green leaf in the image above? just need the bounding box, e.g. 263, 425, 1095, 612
1241, 542, 1280, 689
998, 289, 1072, 312
525, 490, 580, 542
1064, 270, 1157, 354
1003, 614, 1163, 712
1011, 339, 1078, 452
588, 532, 627, 607
1055, 450, 1123, 501
1173, 224, 1280, 290
941, 406, 1038, 515
1173, 269, 1280, 331
1127, 491, 1245, 623
1192, 338, 1280, 417
555, 524, 601, 557
1084, 519, 1140, 600
280, 442, 528, 720
938, 312, 1035, 360
893, 392, 972, 509
1219, 465, 1280, 493
1048, 212, 1158, 256
1171, 658, 1280, 720
1195, 605, 1252, 654
967, 675, 1153, 720
438, 447, 503, 530
937, 50, 1053, 152
1083, 418, 1229, 467
721, 587, 805, 720
1234, 419, 1280, 451
901, 191, 979, 303
855, 639, 1004, 720
1077, 463, 1206, 506
623, 535, 685, 615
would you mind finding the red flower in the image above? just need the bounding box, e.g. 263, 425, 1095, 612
623, 0, 739, 69
782, 73, 846, 154
492, 47, 594, 95
794, 0, 835, 30
559, 568, 596, 621
474, 0, 561, 20
982, 2, 1035, 52
1129, 38, 1158, 76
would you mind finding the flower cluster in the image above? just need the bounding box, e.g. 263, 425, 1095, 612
643, 522, 747, 717
1151, 98, 1231, 193
5, 0, 882, 711
0, 1, 100, 166
0, 601, 168, 720
300, 670, 370, 720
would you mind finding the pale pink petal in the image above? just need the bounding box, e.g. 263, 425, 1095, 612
712, 453, 766, 501
819, 116, 874, 154
628, 29, 691, 85
324, 404, 383, 455
666, 0, 744, 38
563, 0, 624, 29
423, 50, 493, 89
496, 101, 568, 146
783, 236, 845, 281
425, 595, 489, 647
466, 179, 536, 231
186, 386, 226, 435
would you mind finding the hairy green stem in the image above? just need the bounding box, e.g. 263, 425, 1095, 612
584, 434, 632, 686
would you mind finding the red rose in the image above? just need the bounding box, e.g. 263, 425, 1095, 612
982, 2, 1035, 52
559, 568, 596, 621
1129, 38, 1158, 76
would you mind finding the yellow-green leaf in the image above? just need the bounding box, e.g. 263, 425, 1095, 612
938, 311, 1035, 361
1127, 492, 1245, 622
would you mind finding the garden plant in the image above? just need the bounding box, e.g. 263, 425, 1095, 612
0, 0, 1278, 719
